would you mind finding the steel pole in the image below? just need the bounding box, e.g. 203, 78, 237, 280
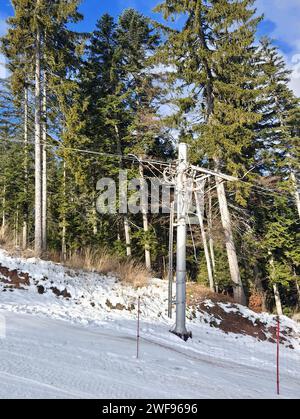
173, 143, 190, 340
168, 201, 175, 318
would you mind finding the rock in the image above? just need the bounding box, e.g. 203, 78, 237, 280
37, 285, 45, 295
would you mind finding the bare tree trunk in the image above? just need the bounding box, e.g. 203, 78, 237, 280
296, 280, 300, 309
114, 123, 132, 258
273, 283, 283, 316
15, 206, 19, 247
293, 268, 300, 309
2, 186, 6, 229
62, 224, 67, 262
90, 187, 98, 236
194, 190, 214, 292
124, 217, 132, 257
207, 190, 215, 269
115, 124, 121, 156
139, 162, 151, 270
254, 264, 267, 312
269, 254, 283, 315
22, 220, 27, 250
207, 188, 216, 285
291, 171, 300, 220
61, 225, 67, 262
42, 70, 47, 251
61, 162, 67, 262
92, 206, 98, 236
296, 279, 300, 296
215, 172, 246, 305
22, 86, 29, 250
14, 215, 16, 247
34, 17, 42, 256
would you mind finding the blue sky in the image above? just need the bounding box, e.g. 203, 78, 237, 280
1, 0, 300, 95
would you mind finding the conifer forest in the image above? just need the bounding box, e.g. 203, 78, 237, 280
0, 0, 299, 318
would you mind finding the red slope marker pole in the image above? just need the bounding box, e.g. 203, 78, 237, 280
276, 315, 280, 396
137, 296, 141, 359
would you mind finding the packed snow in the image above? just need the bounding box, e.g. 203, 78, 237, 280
0, 249, 299, 399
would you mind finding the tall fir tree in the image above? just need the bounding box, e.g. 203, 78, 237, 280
155, 0, 263, 303
2, 0, 83, 255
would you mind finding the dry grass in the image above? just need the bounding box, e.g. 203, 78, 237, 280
117, 259, 150, 288
0, 228, 35, 258
187, 283, 235, 306
64, 248, 149, 288
20, 248, 35, 258
65, 248, 119, 273
0, 226, 15, 250
0, 226, 6, 246
41, 249, 61, 263
0, 228, 150, 288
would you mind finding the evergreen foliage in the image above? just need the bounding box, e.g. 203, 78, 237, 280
0, 0, 299, 314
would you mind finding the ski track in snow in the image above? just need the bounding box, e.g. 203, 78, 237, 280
0, 249, 299, 399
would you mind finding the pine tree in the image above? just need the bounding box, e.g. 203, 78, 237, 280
155, 0, 262, 303
256, 38, 299, 174
248, 39, 300, 313
286, 106, 300, 220
1, 1, 35, 249
0, 78, 30, 242
117, 9, 161, 269
2, 0, 83, 255
62, 10, 164, 265
260, 192, 299, 315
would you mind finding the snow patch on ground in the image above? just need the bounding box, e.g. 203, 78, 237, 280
0, 248, 299, 399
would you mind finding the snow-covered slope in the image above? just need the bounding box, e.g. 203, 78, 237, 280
0, 249, 299, 399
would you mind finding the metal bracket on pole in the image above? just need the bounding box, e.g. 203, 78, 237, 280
191, 165, 238, 182
168, 201, 175, 319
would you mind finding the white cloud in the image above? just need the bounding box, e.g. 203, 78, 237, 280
256, 0, 300, 96
289, 54, 300, 97
0, 54, 8, 79
0, 15, 8, 79
0, 17, 8, 79
0, 14, 8, 37
277, 52, 300, 97
256, 0, 300, 50
289, 77, 300, 97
